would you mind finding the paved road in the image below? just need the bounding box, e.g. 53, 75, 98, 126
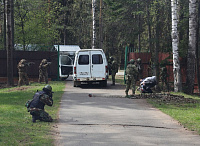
55, 78, 200, 146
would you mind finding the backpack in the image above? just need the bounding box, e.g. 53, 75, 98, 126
25, 99, 33, 108
25, 90, 41, 108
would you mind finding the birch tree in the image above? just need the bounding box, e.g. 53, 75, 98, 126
171, 0, 182, 92
92, 0, 96, 49
186, 0, 198, 94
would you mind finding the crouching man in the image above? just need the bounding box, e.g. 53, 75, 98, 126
28, 85, 54, 123
140, 76, 157, 93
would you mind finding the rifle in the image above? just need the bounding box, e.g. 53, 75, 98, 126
47, 62, 52, 65
27, 62, 35, 66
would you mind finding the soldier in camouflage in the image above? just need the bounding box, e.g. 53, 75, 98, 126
136, 58, 143, 80
109, 57, 118, 85
28, 85, 54, 123
125, 59, 139, 97
160, 66, 169, 90
38, 59, 51, 84
17, 59, 33, 86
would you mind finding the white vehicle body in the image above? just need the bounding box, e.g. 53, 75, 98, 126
54, 45, 80, 80
73, 49, 108, 87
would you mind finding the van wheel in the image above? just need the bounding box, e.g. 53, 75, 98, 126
100, 80, 107, 87
74, 81, 81, 87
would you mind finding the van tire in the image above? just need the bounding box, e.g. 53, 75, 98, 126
74, 81, 81, 87
100, 80, 107, 87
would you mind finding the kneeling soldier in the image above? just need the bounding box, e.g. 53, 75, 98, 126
28, 85, 54, 123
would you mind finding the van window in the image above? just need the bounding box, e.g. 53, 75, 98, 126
78, 55, 89, 65
92, 54, 103, 64
61, 55, 73, 65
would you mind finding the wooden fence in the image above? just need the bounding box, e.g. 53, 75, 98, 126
0, 50, 58, 84
129, 52, 196, 84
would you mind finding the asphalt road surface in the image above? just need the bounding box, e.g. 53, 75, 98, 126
55, 78, 200, 146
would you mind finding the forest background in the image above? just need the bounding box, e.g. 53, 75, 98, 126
0, 0, 200, 93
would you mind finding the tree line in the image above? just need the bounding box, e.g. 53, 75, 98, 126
0, 0, 200, 94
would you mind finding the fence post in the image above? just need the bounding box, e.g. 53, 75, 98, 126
57, 45, 60, 81
124, 46, 128, 84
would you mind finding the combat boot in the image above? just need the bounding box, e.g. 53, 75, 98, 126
131, 90, 135, 97
32, 115, 38, 123
125, 91, 130, 98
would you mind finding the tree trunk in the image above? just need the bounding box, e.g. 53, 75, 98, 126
197, 0, 200, 94
6, 0, 14, 86
99, 0, 103, 49
171, 0, 182, 92
146, 2, 152, 53
92, 0, 96, 49
155, 1, 160, 91
4, 0, 6, 50
186, 0, 198, 94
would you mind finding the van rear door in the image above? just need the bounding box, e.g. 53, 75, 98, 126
76, 51, 91, 78
91, 51, 105, 78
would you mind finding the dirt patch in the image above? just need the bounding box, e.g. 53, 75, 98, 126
132, 93, 199, 105
6, 86, 33, 92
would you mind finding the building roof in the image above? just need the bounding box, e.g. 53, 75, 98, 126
54, 45, 81, 52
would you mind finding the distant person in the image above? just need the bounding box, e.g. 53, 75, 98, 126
136, 58, 143, 80
109, 56, 118, 85
28, 85, 54, 123
125, 59, 139, 97
38, 59, 51, 84
160, 67, 169, 90
139, 76, 157, 93
17, 59, 34, 86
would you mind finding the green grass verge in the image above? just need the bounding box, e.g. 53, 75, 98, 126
0, 81, 66, 146
148, 92, 200, 134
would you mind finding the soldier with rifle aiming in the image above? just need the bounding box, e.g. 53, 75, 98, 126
17, 59, 35, 86
38, 59, 51, 84
28, 85, 54, 123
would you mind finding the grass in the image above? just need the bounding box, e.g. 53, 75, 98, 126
148, 93, 200, 134
114, 75, 200, 135
0, 81, 66, 146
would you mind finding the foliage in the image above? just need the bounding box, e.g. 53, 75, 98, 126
0, 81, 65, 145
0, 0, 196, 64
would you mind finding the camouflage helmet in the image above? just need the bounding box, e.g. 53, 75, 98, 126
109, 56, 114, 61
20, 59, 26, 63
136, 58, 141, 63
43, 85, 53, 92
129, 59, 135, 64
42, 59, 47, 64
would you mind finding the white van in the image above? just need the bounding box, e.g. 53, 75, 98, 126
73, 49, 108, 87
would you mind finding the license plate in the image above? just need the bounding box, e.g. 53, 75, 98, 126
79, 72, 88, 75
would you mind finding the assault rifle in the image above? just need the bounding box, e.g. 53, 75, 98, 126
26, 62, 35, 66
47, 62, 52, 65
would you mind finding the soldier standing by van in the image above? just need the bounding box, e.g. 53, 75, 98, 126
125, 59, 138, 97
110, 57, 118, 85
38, 59, 51, 84
17, 59, 34, 86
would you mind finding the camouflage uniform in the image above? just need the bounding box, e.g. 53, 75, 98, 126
17, 59, 29, 86
28, 85, 53, 123
136, 58, 143, 80
108, 56, 114, 76
125, 59, 139, 97
38, 59, 51, 84
160, 67, 169, 89
110, 59, 118, 85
